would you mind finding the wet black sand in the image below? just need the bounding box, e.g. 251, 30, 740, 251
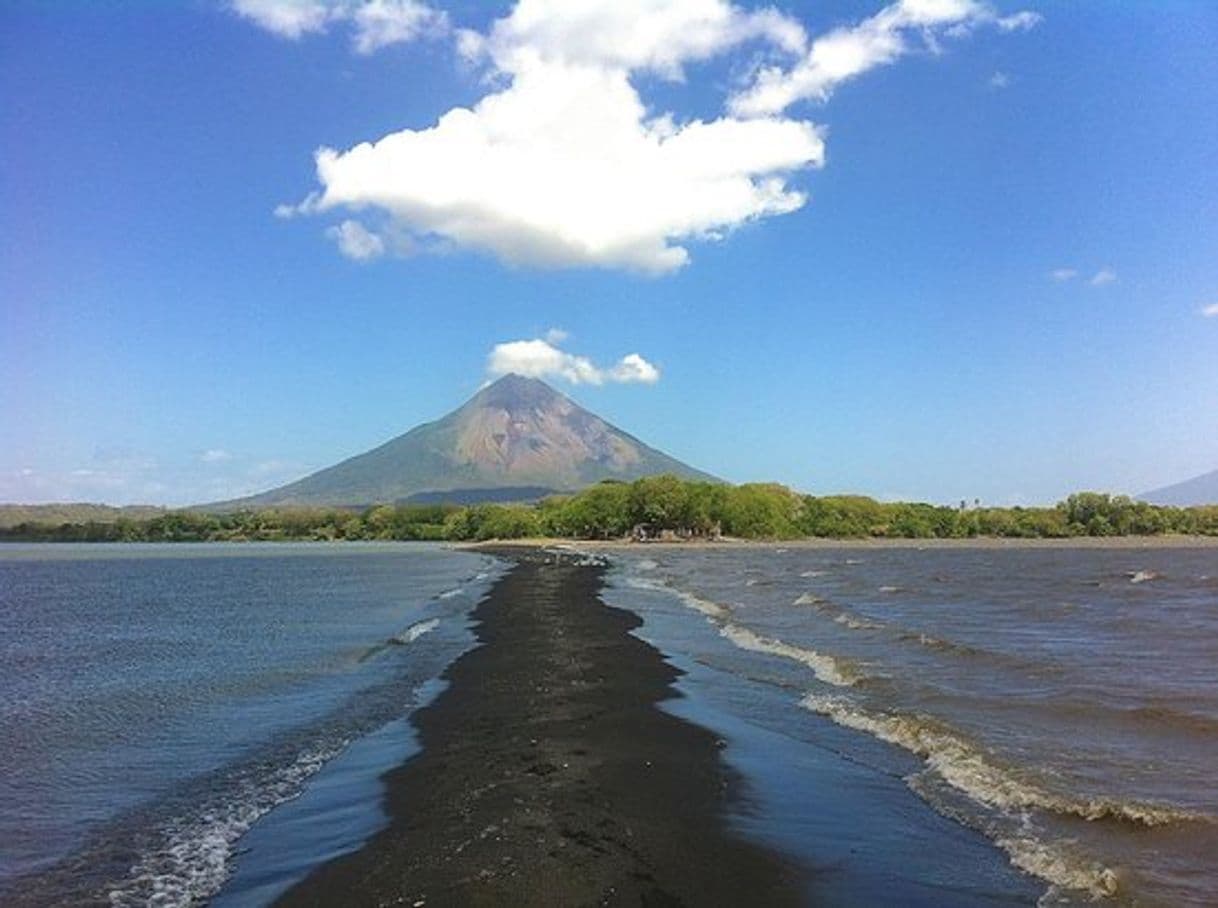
276, 547, 804, 907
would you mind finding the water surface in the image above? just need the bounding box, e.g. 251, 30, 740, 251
605, 543, 1218, 906
0, 542, 500, 905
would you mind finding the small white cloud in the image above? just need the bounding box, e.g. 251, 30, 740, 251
997, 11, 1043, 32
1200, 302, 1218, 318
231, 0, 331, 39
609, 353, 661, 384
326, 219, 386, 260
1050, 268, 1077, 282
487, 335, 660, 385
349, 0, 447, 54
200, 449, 233, 463
1090, 268, 1117, 286
232, 0, 446, 53
544, 327, 569, 345
988, 71, 1010, 89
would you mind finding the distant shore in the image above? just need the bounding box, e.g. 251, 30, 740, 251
467, 534, 1218, 552
275, 546, 803, 906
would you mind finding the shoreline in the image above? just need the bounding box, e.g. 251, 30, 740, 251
275, 546, 804, 906
4, 534, 1217, 550
467, 533, 1218, 551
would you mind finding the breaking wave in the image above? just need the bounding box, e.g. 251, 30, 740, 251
624, 576, 731, 620
997, 833, 1121, 903
835, 612, 884, 631
721, 625, 863, 687
800, 694, 1202, 827
104, 740, 347, 907
393, 618, 439, 645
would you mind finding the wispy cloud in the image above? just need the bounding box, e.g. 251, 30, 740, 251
995, 11, 1043, 32
270, 0, 1037, 274
326, 219, 386, 261
231, 0, 447, 53
988, 71, 1010, 89
1201, 303, 1218, 318
730, 1, 1040, 117
487, 334, 660, 386
199, 448, 233, 463
1050, 266, 1117, 287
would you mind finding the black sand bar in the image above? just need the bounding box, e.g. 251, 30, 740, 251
276, 549, 803, 907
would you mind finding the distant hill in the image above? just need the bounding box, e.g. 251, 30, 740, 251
1141, 469, 1218, 507
0, 503, 166, 529
207, 374, 718, 509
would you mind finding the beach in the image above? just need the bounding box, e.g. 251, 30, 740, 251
276, 546, 804, 907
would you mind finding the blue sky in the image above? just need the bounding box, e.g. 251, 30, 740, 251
3, 0, 1216, 506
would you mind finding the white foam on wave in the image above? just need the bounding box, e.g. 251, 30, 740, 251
105, 741, 347, 908
998, 832, 1121, 903
791, 593, 882, 631
800, 694, 1201, 828
625, 576, 731, 620
394, 618, 439, 645
721, 625, 862, 687
799, 570, 826, 578
834, 612, 884, 631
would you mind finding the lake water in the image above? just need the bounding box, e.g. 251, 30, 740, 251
0, 542, 501, 905
605, 544, 1218, 907
3, 541, 1214, 907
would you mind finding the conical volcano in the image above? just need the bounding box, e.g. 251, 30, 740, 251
213, 375, 717, 507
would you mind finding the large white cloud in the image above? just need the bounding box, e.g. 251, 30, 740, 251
488, 335, 660, 385
232, 0, 446, 53
276, 0, 1036, 273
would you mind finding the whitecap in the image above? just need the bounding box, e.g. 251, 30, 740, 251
720, 625, 862, 687
997, 833, 1121, 903
392, 618, 439, 645
799, 694, 1202, 828
625, 576, 731, 620
834, 612, 884, 631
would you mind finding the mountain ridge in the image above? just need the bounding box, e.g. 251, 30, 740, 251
1140, 469, 1218, 507
206, 374, 718, 508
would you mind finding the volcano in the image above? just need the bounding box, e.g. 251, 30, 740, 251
213, 374, 717, 507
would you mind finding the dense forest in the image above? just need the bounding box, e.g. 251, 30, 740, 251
3, 477, 1217, 543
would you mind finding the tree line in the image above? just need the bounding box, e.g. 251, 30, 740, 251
2, 479, 1216, 543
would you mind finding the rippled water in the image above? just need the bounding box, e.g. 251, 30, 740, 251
607, 544, 1218, 907
0, 542, 501, 905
